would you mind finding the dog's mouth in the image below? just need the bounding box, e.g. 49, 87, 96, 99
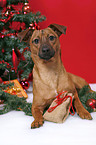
38, 45, 55, 61
39, 51, 55, 61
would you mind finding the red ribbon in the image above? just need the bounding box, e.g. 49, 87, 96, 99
48, 91, 75, 116
16, 47, 30, 61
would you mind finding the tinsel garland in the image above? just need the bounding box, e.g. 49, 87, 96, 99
0, 85, 96, 116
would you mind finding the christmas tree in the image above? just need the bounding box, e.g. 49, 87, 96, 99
0, 0, 46, 82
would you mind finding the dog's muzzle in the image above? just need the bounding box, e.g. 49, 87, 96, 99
38, 44, 55, 61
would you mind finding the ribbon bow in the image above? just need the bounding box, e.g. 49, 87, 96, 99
48, 91, 75, 116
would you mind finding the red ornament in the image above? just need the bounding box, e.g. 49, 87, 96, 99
12, 49, 19, 73
86, 99, 96, 109
20, 80, 30, 90
29, 23, 35, 29
22, 3, 30, 14
29, 24, 35, 30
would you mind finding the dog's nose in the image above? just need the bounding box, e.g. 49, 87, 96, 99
39, 44, 55, 60
42, 47, 50, 53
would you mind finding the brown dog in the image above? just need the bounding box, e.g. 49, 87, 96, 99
18, 24, 92, 129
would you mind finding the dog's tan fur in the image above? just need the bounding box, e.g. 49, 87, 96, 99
18, 24, 92, 128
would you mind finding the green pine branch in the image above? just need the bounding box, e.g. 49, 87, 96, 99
0, 85, 96, 116
78, 85, 96, 113
13, 12, 46, 28
0, 90, 32, 116
6, 0, 28, 5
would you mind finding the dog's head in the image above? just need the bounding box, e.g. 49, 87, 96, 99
17, 24, 67, 62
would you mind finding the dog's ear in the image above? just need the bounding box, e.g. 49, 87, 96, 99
48, 23, 67, 37
17, 28, 33, 43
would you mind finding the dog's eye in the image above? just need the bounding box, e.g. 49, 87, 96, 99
49, 36, 55, 41
33, 39, 39, 44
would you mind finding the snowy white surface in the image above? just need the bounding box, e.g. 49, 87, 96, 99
0, 84, 96, 145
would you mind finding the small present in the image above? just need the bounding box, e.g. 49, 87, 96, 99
3, 79, 28, 98
43, 91, 75, 123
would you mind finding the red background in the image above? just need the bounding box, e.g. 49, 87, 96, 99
29, 0, 96, 83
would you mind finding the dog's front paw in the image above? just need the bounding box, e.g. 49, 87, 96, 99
31, 119, 44, 129
76, 108, 92, 120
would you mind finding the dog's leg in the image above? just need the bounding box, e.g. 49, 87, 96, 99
31, 105, 44, 129
68, 72, 91, 90
74, 91, 92, 120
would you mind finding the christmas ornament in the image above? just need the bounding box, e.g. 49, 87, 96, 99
29, 22, 40, 30
20, 80, 30, 90
22, 3, 30, 14
29, 23, 36, 30
86, 99, 96, 109
12, 49, 19, 73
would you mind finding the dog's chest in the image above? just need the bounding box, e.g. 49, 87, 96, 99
40, 68, 58, 89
